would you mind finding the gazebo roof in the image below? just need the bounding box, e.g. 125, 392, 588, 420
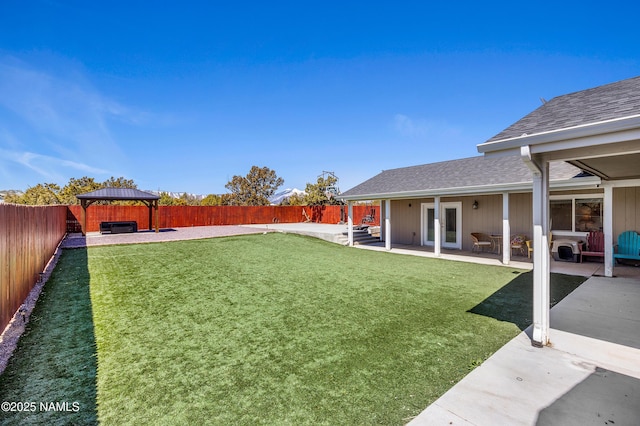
76, 187, 160, 201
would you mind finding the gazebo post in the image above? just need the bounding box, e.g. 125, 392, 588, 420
154, 200, 159, 233
81, 200, 87, 236
147, 202, 153, 231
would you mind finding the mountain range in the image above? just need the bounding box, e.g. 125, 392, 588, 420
269, 188, 306, 205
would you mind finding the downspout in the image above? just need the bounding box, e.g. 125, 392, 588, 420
520, 145, 541, 176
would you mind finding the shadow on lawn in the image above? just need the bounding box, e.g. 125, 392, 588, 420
468, 271, 587, 331
0, 247, 98, 425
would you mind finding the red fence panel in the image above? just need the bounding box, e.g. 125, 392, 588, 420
0, 204, 67, 333
67, 205, 379, 232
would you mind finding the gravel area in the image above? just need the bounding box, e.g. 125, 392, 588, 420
0, 225, 272, 375
62, 225, 272, 248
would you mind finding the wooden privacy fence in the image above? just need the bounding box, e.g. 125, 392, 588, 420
67, 205, 380, 232
0, 204, 67, 333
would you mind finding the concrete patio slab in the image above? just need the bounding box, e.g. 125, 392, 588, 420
549, 276, 640, 349
410, 331, 597, 425
242, 223, 349, 244
408, 276, 640, 426
244, 223, 640, 278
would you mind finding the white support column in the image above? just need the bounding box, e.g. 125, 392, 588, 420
502, 192, 510, 265
603, 184, 614, 277
379, 200, 384, 241
385, 199, 392, 250
347, 201, 354, 247
531, 161, 550, 347
434, 196, 441, 257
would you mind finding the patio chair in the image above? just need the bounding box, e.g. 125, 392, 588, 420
361, 208, 376, 224
471, 232, 492, 252
525, 240, 533, 258
580, 231, 604, 262
613, 230, 640, 264
511, 235, 526, 256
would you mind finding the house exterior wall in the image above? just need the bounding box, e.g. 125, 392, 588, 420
508, 193, 533, 239
613, 187, 640, 236
388, 199, 422, 245
388, 194, 534, 250
380, 186, 639, 251
462, 195, 504, 251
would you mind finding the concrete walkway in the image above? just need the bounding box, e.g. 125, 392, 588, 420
243, 222, 350, 244
246, 223, 614, 275
408, 276, 640, 425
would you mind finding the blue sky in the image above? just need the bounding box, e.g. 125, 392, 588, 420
1, 1, 639, 195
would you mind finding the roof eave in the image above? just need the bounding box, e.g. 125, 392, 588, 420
478, 114, 640, 156
340, 176, 601, 201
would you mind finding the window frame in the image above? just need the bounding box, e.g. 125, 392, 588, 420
549, 193, 603, 236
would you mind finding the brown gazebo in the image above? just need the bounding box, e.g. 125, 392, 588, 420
76, 188, 160, 235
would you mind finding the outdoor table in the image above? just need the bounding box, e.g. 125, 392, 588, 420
490, 235, 502, 254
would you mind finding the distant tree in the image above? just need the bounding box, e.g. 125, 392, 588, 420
281, 192, 305, 206
4, 176, 139, 205
0, 190, 22, 203
201, 194, 223, 206
101, 177, 140, 205
225, 166, 284, 206
103, 176, 137, 189
219, 193, 234, 206
6, 183, 61, 205
303, 174, 343, 205
58, 177, 102, 204
158, 192, 176, 206
172, 197, 188, 206
180, 192, 202, 206
2, 191, 22, 204
159, 192, 206, 206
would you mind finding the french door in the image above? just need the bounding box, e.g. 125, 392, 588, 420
421, 202, 462, 249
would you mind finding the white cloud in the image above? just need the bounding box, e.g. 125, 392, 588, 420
0, 53, 144, 187
0, 147, 110, 182
393, 113, 431, 138
393, 113, 463, 142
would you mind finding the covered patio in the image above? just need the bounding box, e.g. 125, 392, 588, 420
340, 156, 606, 268
342, 76, 640, 348
353, 238, 640, 279
477, 77, 640, 347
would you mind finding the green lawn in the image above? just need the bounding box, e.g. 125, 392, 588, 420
0, 233, 585, 425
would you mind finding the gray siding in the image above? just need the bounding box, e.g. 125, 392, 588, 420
381, 187, 640, 250
613, 187, 640, 237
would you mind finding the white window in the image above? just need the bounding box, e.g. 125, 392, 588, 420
550, 196, 602, 233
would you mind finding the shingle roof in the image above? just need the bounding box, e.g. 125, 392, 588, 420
76, 188, 160, 200
341, 156, 584, 198
487, 75, 640, 143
